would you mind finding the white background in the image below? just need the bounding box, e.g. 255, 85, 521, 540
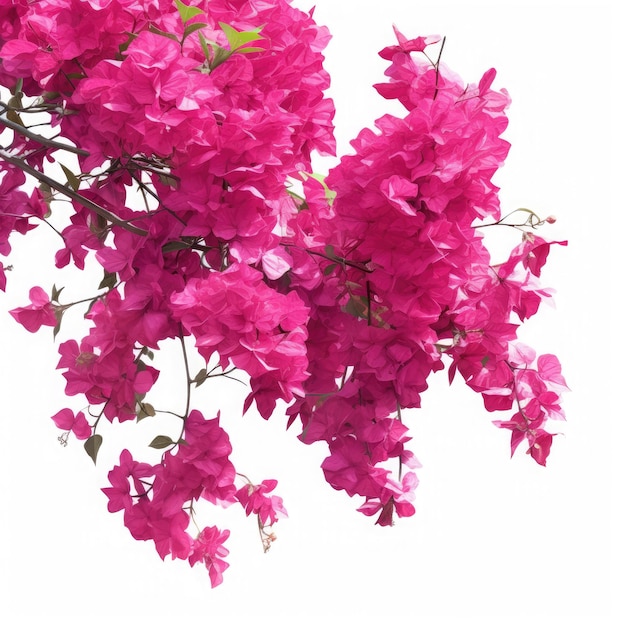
0, 1, 622, 624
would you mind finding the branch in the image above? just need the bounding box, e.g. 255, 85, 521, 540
0, 148, 149, 237
0, 105, 90, 156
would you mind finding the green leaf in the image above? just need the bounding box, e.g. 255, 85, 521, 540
198, 31, 213, 63
175, 0, 204, 23
11, 78, 23, 97
60, 163, 80, 191
50, 285, 65, 338
183, 22, 208, 40
323, 263, 337, 276
84, 434, 103, 465
89, 213, 108, 237
6, 110, 23, 125
147, 24, 180, 42
342, 295, 369, 320
210, 46, 232, 69
137, 402, 156, 421
8, 93, 23, 109
118, 32, 138, 54
233, 46, 265, 54
162, 240, 193, 253
98, 271, 117, 290
157, 171, 179, 189
324, 244, 337, 260
50, 284, 64, 303
7, 93, 24, 126
149, 435, 174, 450
218, 22, 264, 51
39, 182, 54, 212
193, 368, 208, 387
219, 22, 243, 49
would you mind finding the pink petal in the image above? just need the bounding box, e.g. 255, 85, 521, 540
51, 408, 75, 430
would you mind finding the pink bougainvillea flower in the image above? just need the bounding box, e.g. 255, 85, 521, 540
235, 479, 288, 525
0, 38, 38, 77
50, 408, 92, 440
537, 354, 569, 391
380, 175, 419, 216
9, 286, 57, 332
102, 449, 156, 514
498, 235, 567, 280
170, 263, 310, 417
357, 472, 418, 526
379, 26, 441, 59
123, 499, 192, 562
174, 410, 237, 505
188, 526, 231, 588
0, 0, 568, 584
528, 430, 554, 466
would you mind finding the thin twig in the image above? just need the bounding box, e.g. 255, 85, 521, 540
433, 36, 446, 101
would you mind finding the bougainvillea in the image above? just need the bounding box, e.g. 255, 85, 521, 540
0, 0, 567, 585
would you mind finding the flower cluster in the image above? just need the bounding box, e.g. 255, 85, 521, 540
1, 0, 567, 586
171, 262, 310, 418
235, 479, 288, 526
283, 35, 566, 520
102, 410, 236, 585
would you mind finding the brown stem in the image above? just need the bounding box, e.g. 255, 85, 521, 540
0, 148, 149, 236
0, 107, 90, 156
